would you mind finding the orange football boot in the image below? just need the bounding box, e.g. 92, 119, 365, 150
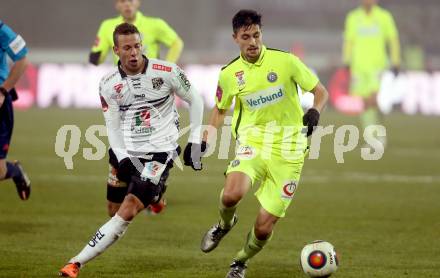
59, 262, 80, 278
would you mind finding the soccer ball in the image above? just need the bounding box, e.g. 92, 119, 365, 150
300, 240, 339, 277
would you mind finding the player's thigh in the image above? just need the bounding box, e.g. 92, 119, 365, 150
107, 164, 128, 204
224, 146, 266, 203
255, 158, 304, 218
126, 150, 176, 208
350, 70, 381, 97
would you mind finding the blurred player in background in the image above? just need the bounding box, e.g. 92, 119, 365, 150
90, 0, 184, 215
89, 0, 183, 65
200, 10, 328, 278
0, 21, 31, 201
59, 23, 204, 278
343, 0, 401, 146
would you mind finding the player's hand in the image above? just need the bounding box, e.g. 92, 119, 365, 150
183, 141, 207, 171
117, 157, 137, 182
303, 108, 320, 137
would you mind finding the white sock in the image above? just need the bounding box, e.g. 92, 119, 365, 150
69, 214, 130, 266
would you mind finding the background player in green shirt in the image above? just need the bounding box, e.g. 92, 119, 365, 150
89, 0, 184, 65
200, 10, 329, 278
89, 0, 184, 215
343, 0, 401, 144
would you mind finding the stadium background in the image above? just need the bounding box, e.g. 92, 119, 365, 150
0, 0, 439, 277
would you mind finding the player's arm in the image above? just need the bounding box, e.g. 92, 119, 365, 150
155, 19, 184, 63
172, 66, 205, 170
342, 13, 354, 68
384, 12, 401, 72
89, 22, 110, 65
165, 37, 184, 63
1, 56, 28, 92
309, 82, 329, 113
0, 23, 29, 105
289, 54, 328, 136
99, 82, 127, 162
203, 73, 233, 141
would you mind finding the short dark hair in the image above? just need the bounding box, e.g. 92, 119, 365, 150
232, 9, 262, 33
113, 23, 141, 46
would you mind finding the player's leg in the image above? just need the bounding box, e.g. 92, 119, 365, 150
106, 149, 128, 217
226, 208, 279, 278
361, 71, 386, 147
201, 171, 251, 253
0, 97, 30, 200
59, 178, 151, 277
60, 153, 175, 276
225, 157, 304, 277
201, 146, 265, 253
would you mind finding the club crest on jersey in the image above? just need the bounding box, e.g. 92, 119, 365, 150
236, 145, 256, 160
114, 83, 123, 94
281, 181, 298, 199
235, 70, 246, 87
267, 71, 278, 83
153, 64, 172, 72
152, 77, 164, 90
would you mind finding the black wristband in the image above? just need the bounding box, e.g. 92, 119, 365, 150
0, 87, 8, 96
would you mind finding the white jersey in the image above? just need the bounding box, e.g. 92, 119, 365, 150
99, 57, 204, 162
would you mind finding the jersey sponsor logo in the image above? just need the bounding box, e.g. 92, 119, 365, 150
100, 94, 108, 112
152, 64, 172, 72
131, 109, 156, 135
177, 68, 191, 91
134, 94, 146, 99
216, 85, 223, 102
242, 85, 285, 110
9, 35, 26, 55
152, 77, 164, 90
358, 24, 380, 36
267, 71, 278, 83
114, 83, 123, 94
281, 181, 297, 199
235, 70, 245, 86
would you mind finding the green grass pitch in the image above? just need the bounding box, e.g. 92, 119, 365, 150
0, 108, 439, 277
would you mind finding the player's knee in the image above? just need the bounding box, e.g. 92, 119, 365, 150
118, 194, 142, 221
222, 190, 242, 207
107, 203, 119, 217
254, 224, 273, 240
128, 175, 163, 208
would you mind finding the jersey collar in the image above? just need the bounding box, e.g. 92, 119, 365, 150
117, 11, 143, 25
240, 45, 267, 67
117, 55, 149, 78
360, 4, 379, 16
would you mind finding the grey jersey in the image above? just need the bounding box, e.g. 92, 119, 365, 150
99, 58, 203, 162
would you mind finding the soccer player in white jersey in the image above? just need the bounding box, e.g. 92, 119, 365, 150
59, 23, 205, 278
